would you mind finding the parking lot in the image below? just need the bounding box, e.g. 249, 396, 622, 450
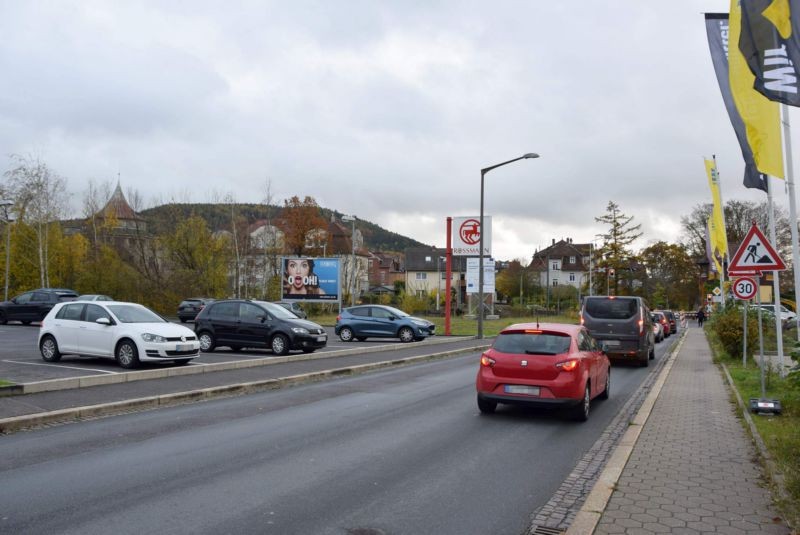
0, 322, 457, 384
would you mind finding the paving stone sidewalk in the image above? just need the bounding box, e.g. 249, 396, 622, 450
593, 326, 791, 534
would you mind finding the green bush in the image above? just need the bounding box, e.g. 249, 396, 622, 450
709, 306, 758, 360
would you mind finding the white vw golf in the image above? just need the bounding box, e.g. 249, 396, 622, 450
39, 301, 200, 369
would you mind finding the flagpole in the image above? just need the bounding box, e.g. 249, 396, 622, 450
767, 177, 785, 371
781, 104, 800, 347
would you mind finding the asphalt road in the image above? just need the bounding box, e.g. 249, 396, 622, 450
0, 334, 680, 535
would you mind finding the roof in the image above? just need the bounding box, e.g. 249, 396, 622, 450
529, 239, 591, 271
404, 247, 469, 271
99, 182, 144, 221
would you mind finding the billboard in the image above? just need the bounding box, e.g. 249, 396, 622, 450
452, 216, 491, 256
281, 257, 340, 302
465, 257, 495, 294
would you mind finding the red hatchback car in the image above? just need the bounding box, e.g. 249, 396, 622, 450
476, 323, 611, 421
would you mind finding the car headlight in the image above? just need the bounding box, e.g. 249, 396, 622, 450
141, 333, 167, 343
291, 327, 310, 335
411, 319, 429, 327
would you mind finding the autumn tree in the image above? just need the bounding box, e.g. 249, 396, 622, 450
594, 201, 643, 295
283, 196, 326, 256
4, 154, 69, 287
639, 241, 700, 309
495, 259, 529, 305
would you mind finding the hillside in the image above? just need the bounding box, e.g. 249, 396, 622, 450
139, 203, 430, 253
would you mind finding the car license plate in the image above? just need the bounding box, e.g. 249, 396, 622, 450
176, 344, 192, 351
316, 336, 326, 342
504, 385, 540, 396
604, 340, 620, 346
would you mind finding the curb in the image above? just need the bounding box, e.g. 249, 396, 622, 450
0, 343, 490, 434
0, 335, 478, 397
565, 330, 687, 535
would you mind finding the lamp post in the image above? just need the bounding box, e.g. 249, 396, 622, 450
342, 215, 356, 306
478, 153, 539, 339
0, 200, 13, 302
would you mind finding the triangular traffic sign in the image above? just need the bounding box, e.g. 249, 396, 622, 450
728, 223, 786, 273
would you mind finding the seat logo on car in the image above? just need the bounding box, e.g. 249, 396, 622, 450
521, 360, 528, 367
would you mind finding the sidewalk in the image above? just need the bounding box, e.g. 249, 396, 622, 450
572, 325, 793, 534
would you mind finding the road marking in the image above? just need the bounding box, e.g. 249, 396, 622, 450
2, 360, 119, 374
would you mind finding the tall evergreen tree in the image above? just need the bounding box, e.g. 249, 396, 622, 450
594, 201, 643, 295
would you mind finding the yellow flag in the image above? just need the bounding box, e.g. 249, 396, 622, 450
707, 215, 724, 275
729, 0, 784, 178
705, 159, 728, 257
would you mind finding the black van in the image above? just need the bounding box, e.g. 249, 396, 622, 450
580, 296, 655, 367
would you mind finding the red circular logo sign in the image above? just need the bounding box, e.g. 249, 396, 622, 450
732, 277, 758, 300
459, 219, 480, 245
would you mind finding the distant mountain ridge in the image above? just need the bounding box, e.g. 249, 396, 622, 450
139, 203, 430, 253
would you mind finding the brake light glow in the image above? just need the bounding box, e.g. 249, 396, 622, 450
480, 354, 496, 367
336, 314, 341, 321
638, 306, 644, 335
579, 313, 584, 326
524, 329, 542, 334
556, 359, 579, 371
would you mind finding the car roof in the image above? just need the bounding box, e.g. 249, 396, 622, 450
499, 322, 581, 336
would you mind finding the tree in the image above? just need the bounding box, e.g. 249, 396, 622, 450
639, 241, 700, 309
4, 154, 69, 287
495, 260, 527, 304
594, 201, 643, 295
283, 196, 326, 256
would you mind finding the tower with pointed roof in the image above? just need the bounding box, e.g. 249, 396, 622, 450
97, 182, 146, 233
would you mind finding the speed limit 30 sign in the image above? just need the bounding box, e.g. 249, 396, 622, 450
732, 277, 758, 300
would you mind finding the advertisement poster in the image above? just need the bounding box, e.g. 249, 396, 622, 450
281, 257, 340, 302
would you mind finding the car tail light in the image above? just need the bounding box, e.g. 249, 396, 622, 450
579, 312, 584, 326
638, 306, 644, 335
556, 359, 579, 371
480, 354, 495, 367
336, 314, 342, 322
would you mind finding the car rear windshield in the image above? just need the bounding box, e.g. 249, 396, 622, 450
585, 298, 638, 319
492, 332, 571, 355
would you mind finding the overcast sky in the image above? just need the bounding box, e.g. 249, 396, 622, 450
2, 0, 794, 260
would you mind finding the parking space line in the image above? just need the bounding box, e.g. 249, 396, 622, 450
2, 360, 119, 374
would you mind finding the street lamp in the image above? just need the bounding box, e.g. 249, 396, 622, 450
342, 215, 357, 306
0, 200, 13, 302
478, 153, 539, 339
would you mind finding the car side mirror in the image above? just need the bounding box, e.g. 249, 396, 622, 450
258, 314, 268, 323
96, 317, 111, 326
10, 298, 17, 304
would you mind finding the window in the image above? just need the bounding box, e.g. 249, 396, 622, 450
416, 290, 425, 298
350, 307, 370, 317
14, 292, 33, 304
32, 292, 51, 302
58, 303, 84, 320
569, 273, 576, 282
240, 303, 266, 322
85, 304, 110, 323
569, 256, 576, 264
210, 302, 239, 319
416, 273, 427, 280
371, 307, 394, 319
552, 262, 559, 271
552, 280, 559, 287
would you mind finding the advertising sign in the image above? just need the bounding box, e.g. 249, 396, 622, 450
281, 257, 340, 302
465, 257, 495, 294
452, 216, 491, 256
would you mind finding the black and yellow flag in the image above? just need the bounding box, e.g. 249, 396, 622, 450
739, 0, 800, 106
706, 13, 771, 191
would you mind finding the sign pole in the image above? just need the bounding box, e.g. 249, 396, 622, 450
445, 217, 452, 336
743, 300, 748, 367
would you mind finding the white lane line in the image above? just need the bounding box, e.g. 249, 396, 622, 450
2, 360, 119, 374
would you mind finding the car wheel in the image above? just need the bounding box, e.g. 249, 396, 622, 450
599, 369, 610, 400
573, 383, 591, 422
649, 345, 655, 360
356, 336, 367, 342
271, 333, 289, 356
116, 339, 140, 369
477, 395, 497, 414
339, 327, 354, 342
40, 335, 62, 362
398, 327, 414, 343
198, 332, 216, 352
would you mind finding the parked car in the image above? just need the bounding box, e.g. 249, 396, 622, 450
0, 288, 78, 325
38, 301, 200, 368
273, 300, 308, 319
335, 305, 435, 343
662, 310, 678, 334
177, 298, 216, 323
651, 314, 664, 343
194, 299, 327, 355
753, 304, 797, 323
580, 295, 655, 367
475, 322, 610, 421
76, 294, 114, 301
652, 310, 671, 338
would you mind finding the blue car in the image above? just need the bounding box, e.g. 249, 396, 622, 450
335, 305, 435, 343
